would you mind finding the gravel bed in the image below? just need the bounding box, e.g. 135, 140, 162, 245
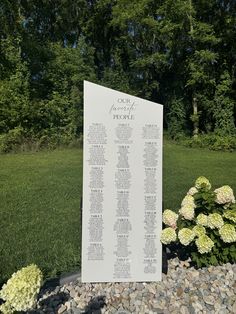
32, 258, 236, 314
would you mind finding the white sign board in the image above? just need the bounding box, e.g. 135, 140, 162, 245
82, 81, 163, 282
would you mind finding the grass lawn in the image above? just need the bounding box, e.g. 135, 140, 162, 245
0, 141, 235, 284
0, 149, 83, 285
163, 141, 236, 209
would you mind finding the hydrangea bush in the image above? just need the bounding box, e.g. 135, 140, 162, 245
161, 176, 236, 267
0, 264, 43, 314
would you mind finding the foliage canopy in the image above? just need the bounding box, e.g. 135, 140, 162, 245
0, 0, 235, 151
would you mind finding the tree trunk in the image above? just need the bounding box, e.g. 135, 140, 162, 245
193, 96, 198, 138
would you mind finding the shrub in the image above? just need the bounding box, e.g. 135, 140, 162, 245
183, 133, 236, 151
0, 264, 43, 314
0, 130, 83, 153
161, 177, 236, 267
0, 127, 25, 153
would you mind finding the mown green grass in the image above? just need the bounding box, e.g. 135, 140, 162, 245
163, 141, 236, 209
0, 142, 235, 284
0, 149, 83, 285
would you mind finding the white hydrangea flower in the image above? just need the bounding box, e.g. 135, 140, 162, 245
219, 224, 236, 243
160, 227, 177, 245
214, 185, 235, 205
163, 209, 178, 228
0, 302, 12, 314
223, 209, 236, 223
181, 195, 196, 208
192, 225, 206, 237
207, 213, 224, 229
195, 176, 211, 190
195, 235, 214, 254
179, 204, 195, 220
0, 264, 43, 313
187, 187, 198, 196
178, 228, 195, 246
196, 213, 208, 226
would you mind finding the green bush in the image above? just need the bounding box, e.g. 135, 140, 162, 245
0, 129, 83, 153
0, 127, 25, 153
183, 133, 236, 151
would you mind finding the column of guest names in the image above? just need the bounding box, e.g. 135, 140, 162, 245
113, 123, 133, 279
87, 123, 107, 261
142, 124, 160, 274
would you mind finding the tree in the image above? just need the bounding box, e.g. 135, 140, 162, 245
0, 0, 235, 150
213, 70, 235, 135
